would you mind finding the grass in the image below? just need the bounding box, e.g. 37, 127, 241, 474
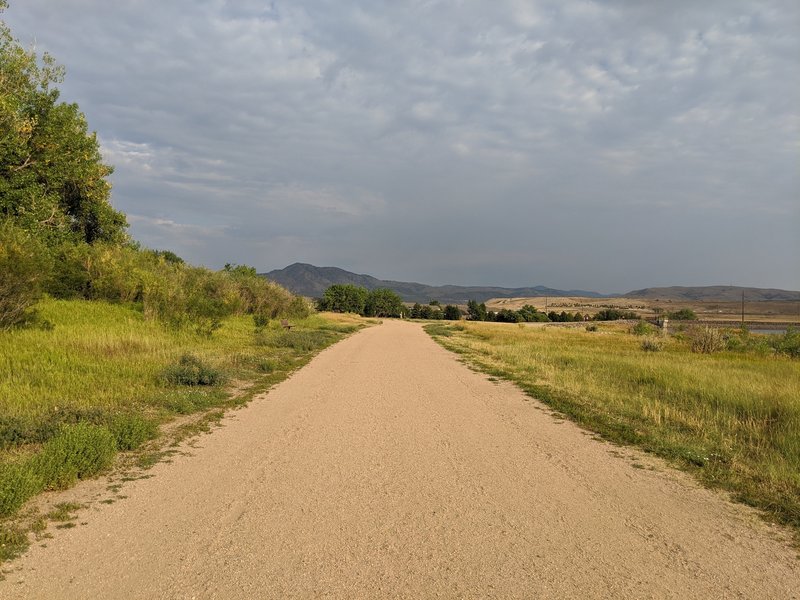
425, 321, 800, 536
0, 299, 367, 552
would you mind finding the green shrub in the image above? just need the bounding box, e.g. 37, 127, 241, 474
632, 320, 655, 336
253, 313, 269, 332
108, 414, 158, 451
0, 462, 43, 517
585, 324, 598, 332
33, 423, 117, 490
669, 308, 697, 320
161, 354, 224, 386
772, 328, 800, 359
0, 221, 53, 329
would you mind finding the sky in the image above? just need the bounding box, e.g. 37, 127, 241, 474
4, 1, 799, 294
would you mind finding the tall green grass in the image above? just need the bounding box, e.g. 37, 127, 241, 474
426, 322, 800, 535
0, 299, 362, 521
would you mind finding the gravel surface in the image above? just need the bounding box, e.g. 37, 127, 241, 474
2, 319, 798, 598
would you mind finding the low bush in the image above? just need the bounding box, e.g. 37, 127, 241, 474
253, 313, 269, 332
640, 337, 663, 352
690, 326, 725, 354
772, 328, 800, 359
0, 221, 53, 329
33, 423, 117, 490
108, 414, 158, 451
161, 354, 224, 386
0, 462, 43, 517
631, 320, 655, 336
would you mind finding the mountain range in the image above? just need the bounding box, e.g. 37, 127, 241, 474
262, 263, 800, 304
262, 263, 604, 303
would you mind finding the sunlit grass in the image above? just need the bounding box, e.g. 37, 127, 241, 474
0, 299, 366, 524
426, 321, 800, 534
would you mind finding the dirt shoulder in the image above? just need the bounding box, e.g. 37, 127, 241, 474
1, 320, 797, 598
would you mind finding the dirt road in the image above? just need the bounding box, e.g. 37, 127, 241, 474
2, 320, 798, 598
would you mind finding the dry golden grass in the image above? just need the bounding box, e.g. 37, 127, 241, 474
487, 296, 800, 325
425, 320, 800, 535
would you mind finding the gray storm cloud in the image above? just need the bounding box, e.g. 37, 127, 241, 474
5, 0, 798, 293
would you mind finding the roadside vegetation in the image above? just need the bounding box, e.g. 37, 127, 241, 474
0, 5, 369, 563
0, 299, 365, 560
424, 321, 800, 537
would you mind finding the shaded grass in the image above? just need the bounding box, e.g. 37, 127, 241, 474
425, 321, 800, 536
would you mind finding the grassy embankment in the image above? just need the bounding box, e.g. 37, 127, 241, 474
425, 321, 800, 537
0, 298, 367, 560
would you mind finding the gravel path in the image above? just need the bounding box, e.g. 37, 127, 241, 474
2, 319, 798, 598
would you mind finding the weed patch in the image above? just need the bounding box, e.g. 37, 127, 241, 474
108, 414, 158, 451
33, 423, 117, 490
0, 462, 42, 518
258, 329, 337, 351
0, 525, 29, 562
161, 354, 225, 386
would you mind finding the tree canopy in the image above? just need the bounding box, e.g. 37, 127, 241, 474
0, 1, 127, 245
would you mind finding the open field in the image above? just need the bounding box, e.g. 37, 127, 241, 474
425, 320, 800, 536
488, 296, 800, 326
0, 299, 367, 559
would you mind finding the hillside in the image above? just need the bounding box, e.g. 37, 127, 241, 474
625, 286, 800, 302
262, 263, 604, 304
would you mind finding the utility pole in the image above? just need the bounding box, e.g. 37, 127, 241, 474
741, 290, 745, 327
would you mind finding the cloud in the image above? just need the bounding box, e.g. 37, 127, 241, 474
4, 0, 798, 292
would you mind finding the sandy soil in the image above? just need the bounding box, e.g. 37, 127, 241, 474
2, 320, 798, 599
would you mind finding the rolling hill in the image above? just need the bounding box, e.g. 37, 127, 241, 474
625, 286, 800, 302
262, 263, 605, 304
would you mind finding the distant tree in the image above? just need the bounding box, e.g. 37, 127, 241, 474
410, 302, 423, 319
668, 308, 697, 320
364, 288, 404, 318
429, 300, 441, 307
443, 305, 462, 320
466, 300, 488, 321
318, 284, 368, 314
419, 304, 434, 319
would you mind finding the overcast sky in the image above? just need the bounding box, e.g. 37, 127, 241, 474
5, 1, 799, 293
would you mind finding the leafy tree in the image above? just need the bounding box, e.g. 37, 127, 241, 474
364, 288, 404, 318
318, 284, 368, 314
668, 308, 697, 320
496, 308, 523, 323
0, 2, 127, 245
410, 302, 423, 318
443, 305, 461, 320
466, 300, 488, 321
